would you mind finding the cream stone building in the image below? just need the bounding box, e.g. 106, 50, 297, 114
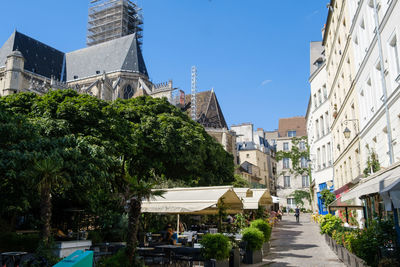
324, 0, 400, 194
231, 123, 277, 191
351, 0, 400, 170
324, 0, 362, 192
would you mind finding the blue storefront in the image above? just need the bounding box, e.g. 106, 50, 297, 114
317, 181, 334, 215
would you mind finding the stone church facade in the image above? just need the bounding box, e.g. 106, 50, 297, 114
0, 31, 174, 101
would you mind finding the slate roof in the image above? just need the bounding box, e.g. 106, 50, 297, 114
0, 31, 65, 80
185, 90, 228, 129
240, 161, 258, 175
66, 33, 148, 82
237, 141, 258, 151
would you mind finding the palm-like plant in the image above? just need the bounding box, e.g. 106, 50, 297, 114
31, 154, 65, 245
124, 172, 165, 264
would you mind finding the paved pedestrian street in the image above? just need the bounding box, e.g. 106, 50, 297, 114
259, 213, 345, 267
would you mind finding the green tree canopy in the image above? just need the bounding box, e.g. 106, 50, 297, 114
0, 90, 235, 255
290, 190, 311, 208
320, 189, 336, 206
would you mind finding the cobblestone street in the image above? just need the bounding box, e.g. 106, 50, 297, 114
261, 213, 345, 267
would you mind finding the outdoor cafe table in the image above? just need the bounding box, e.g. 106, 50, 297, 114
155, 245, 180, 265
1, 252, 28, 267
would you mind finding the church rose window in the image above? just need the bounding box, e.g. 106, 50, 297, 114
124, 85, 134, 99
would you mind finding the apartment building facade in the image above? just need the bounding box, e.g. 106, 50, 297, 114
273, 117, 311, 210
350, 0, 400, 171
324, 0, 362, 193
231, 123, 277, 192
307, 41, 335, 215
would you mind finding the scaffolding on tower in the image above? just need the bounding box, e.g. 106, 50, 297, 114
87, 0, 143, 47
191, 66, 198, 121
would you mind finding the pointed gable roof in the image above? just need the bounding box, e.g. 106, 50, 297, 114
0, 31, 65, 80
185, 90, 228, 129
65, 33, 148, 82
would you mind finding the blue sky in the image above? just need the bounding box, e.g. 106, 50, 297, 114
0, 0, 327, 131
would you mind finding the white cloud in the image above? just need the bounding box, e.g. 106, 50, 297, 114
261, 80, 272, 86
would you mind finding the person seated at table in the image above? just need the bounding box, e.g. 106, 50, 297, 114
164, 228, 178, 245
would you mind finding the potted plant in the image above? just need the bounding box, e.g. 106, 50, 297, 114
250, 219, 272, 256
229, 240, 241, 267
200, 233, 231, 267
241, 227, 263, 264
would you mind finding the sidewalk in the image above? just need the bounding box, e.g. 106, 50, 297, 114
243, 213, 345, 267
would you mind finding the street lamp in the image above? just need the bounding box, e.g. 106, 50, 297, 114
342, 119, 359, 139
343, 127, 351, 139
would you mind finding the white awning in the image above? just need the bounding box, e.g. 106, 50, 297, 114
233, 188, 253, 199
341, 163, 400, 202
272, 196, 280, 203
141, 186, 243, 215
380, 177, 400, 211
242, 189, 273, 210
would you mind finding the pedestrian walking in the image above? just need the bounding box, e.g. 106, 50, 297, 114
295, 206, 300, 223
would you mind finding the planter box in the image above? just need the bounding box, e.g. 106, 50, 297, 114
54, 240, 92, 258
205, 259, 229, 267
229, 248, 240, 267
262, 242, 270, 256
324, 234, 330, 244
338, 245, 345, 261
323, 235, 367, 267
243, 250, 262, 264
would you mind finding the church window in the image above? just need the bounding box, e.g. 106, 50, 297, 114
124, 85, 134, 99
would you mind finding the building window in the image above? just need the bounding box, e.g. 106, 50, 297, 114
327, 142, 332, 166
123, 85, 134, 99
300, 157, 308, 168
284, 176, 291, 188
288, 130, 297, 137
389, 36, 400, 77
302, 175, 310, 187
287, 198, 296, 209
283, 158, 290, 169
314, 94, 317, 108
246, 154, 250, 158
283, 142, 289, 151
299, 141, 306, 150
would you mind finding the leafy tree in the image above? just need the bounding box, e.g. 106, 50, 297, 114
0, 91, 125, 239
113, 96, 235, 262
1, 91, 235, 264
275, 136, 309, 176
0, 103, 40, 228
232, 174, 250, 188
290, 190, 311, 208
124, 174, 164, 264
30, 154, 66, 245
320, 189, 336, 207
363, 150, 380, 177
